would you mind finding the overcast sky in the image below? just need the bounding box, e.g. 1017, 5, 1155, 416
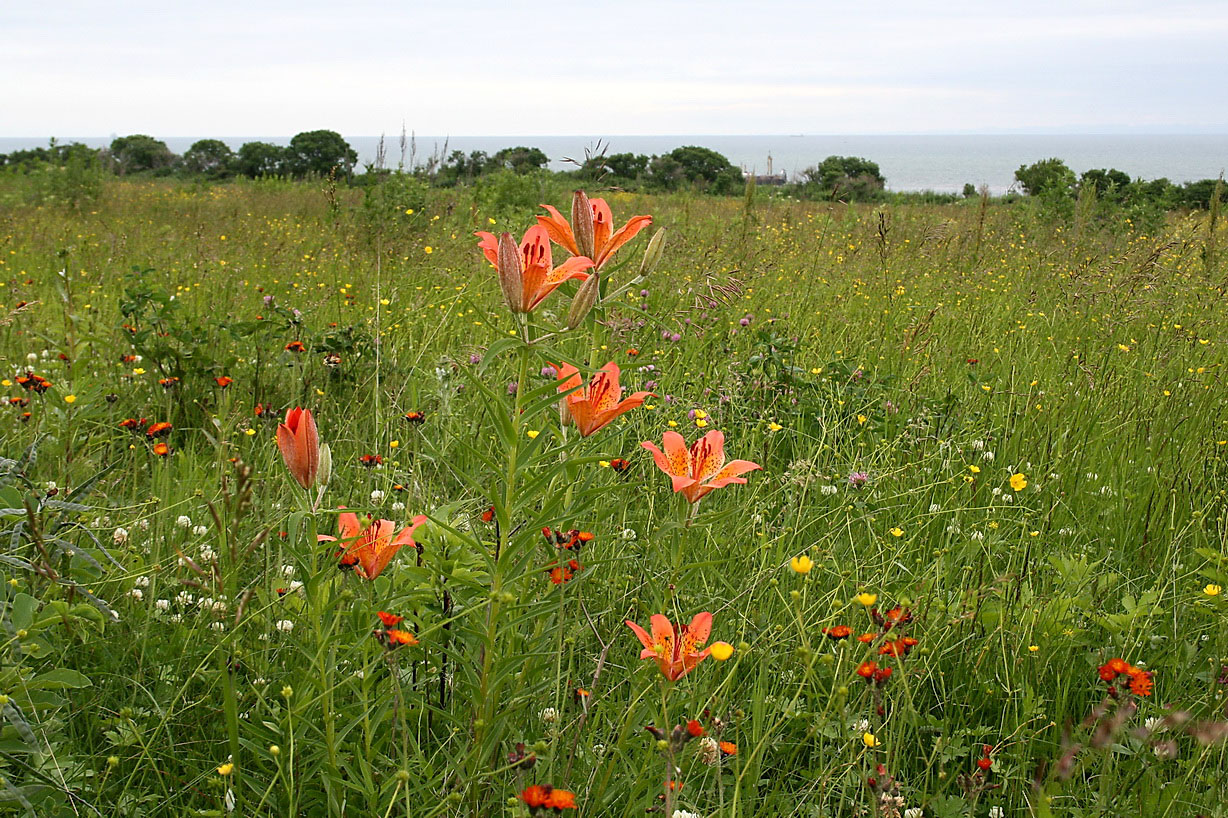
3, 0, 1227, 136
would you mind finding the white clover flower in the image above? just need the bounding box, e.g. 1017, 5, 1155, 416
852, 718, 870, 733
169, 613, 183, 623
193, 525, 208, 536
199, 545, 216, 562
370, 490, 386, 503
26, 352, 38, 363
982, 451, 995, 461
134, 575, 150, 588
620, 528, 637, 541
287, 580, 304, 594
540, 707, 559, 724
991, 487, 1003, 496
391, 501, 405, 512
176, 515, 192, 528
928, 503, 941, 513
672, 811, 703, 818
1144, 716, 1164, 732
209, 622, 226, 632
971, 439, 985, 450
112, 527, 129, 545
175, 591, 195, 606
137, 518, 150, 531
275, 620, 294, 633
281, 564, 295, 577
989, 808, 1004, 818
904, 809, 924, 818
129, 588, 144, 601
971, 531, 985, 541
819, 484, 838, 496
155, 599, 170, 612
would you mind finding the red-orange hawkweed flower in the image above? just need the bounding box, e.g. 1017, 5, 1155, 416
319, 512, 427, 580
536, 191, 652, 271
384, 629, 418, 647
553, 361, 652, 437
856, 661, 878, 679
276, 407, 319, 489
520, 785, 577, 812
626, 612, 714, 681
146, 421, 173, 438
641, 430, 761, 504
474, 226, 593, 314
152, 442, 171, 457
823, 625, 852, 640
719, 740, 738, 756
285, 341, 306, 352
377, 611, 404, 627
215, 376, 233, 388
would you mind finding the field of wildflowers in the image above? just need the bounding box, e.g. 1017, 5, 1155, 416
1, 175, 1227, 817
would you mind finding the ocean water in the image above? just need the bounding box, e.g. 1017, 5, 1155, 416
3, 134, 1225, 195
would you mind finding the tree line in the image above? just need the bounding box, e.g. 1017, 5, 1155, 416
2, 133, 1223, 211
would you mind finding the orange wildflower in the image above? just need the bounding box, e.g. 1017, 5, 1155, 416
719, 740, 738, 756
554, 361, 652, 437
318, 512, 427, 580
626, 612, 715, 681
641, 430, 761, 504
215, 376, 233, 388
276, 407, 320, 490
376, 611, 404, 627
474, 225, 593, 314
823, 625, 852, 640
152, 442, 171, 457
536, 191, 653, 270
146, 421, 173, 438
384, 629, 418, 647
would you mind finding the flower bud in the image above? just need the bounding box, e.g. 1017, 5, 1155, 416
572, 190, 595, 261
566, 272, 601, 330
496, 232, 525, 313
317, 443, 333, 488
639, 228, 666, 277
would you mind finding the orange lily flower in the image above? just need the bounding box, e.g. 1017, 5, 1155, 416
641, 430, 761, 504
553, 361, 653, 437
276, 407, 320, 490
537, 191, 653, 270
625, 612, 714, 681
318, 511, 428, 580
474, 225, 593, 313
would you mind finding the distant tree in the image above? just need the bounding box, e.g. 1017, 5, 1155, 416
109, 134, 177, 175
437, 150, 492, 185
801, 156, 886, 201
649, 146, 742, 194
1079, 168, 1132, 199
962, 183, 977, 198
1179, 178, 1228, 210
604, 152, 650, 180
235, 142, 287, 178
492, 146, 548, 174
183, 139, 235, 178
1014, 158, 1076, 197
286, 130, 358, 178
647, 153, 685, 190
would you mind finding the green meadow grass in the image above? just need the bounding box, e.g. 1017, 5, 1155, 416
1, 177, 1227, 817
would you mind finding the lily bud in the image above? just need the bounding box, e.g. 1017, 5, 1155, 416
496, 232, 525, 313
571, 190, 596, 261
566, 271, 601, 330
317, 443, 333, 487
639, 228, 666, 277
